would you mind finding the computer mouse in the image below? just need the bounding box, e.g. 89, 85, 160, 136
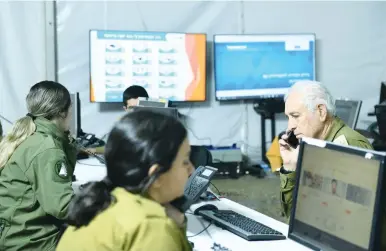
194, 204, 218, 215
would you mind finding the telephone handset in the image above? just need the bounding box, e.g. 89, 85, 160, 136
171, 166, 218, 212
286, 129, 299, 149
279, 129, 299, 149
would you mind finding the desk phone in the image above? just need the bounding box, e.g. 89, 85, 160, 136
171, 166, 217, 212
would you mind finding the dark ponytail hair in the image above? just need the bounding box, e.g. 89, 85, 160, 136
68, 110, 187, 227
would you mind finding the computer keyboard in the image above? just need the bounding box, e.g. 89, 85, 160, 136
198, 209, 286, 241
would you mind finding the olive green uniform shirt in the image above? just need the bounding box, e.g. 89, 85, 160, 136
0, 118, 77, 251
280, 117, 373, 218
57, 188, 192, 251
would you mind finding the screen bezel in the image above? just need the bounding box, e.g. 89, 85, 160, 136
89, 29, 207, 103
288, 139, 386, 251
213, 33, 316, 101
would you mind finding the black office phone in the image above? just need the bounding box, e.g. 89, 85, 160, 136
171, 166, 218, 212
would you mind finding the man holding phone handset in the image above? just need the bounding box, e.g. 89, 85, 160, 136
278, 81, 372, 219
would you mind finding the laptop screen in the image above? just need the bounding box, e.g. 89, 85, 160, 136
130, 106, 179, 119
290, 141, 383, 251
335, 99, 361, 129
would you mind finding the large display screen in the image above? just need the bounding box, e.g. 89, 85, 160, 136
90, 30, 207, 102
214, 34, 316, 100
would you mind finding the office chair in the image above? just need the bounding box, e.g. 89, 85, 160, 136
190, 145, 212, 168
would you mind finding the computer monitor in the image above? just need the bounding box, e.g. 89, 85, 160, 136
130, 106, 179, 119
137, 97, 169, 108
69, 93, 82, 138
335, 99, 362, 129
379, 82, 386, 104
214, 33, 316, 100
375, 101, 386, 141
89, 30, 207, 102
289, 138, 386, 251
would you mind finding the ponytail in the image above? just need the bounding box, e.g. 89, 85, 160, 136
67, 168, 163, 227
68, 178, 115, 228
0, 116, 36, 169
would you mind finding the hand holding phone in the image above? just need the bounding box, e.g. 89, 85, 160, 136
286, 129, 299, 149
278, 129, 300, 171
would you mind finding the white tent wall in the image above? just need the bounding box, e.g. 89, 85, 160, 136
1, 1, 385, 163
0, 1, 49, 133
243, 1, 386, 160
56, 1, 386, 162
56, 1, 245, 146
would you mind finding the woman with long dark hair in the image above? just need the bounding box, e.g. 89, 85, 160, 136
57, 110, 194, 250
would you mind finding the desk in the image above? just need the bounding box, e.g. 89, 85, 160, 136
74, 158, 311, 251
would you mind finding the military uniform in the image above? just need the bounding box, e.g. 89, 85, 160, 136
57, 187, 192, 251
280, 117, 373, 218
0, 117, 77, 251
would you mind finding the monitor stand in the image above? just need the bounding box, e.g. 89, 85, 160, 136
253, 98, 285, 164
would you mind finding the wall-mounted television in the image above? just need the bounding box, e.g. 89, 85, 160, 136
89, 30, 207, 102
214, 33, 316, 101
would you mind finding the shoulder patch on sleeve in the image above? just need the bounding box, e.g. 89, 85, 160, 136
333, 135, 349, 146
55, 160, 68, 178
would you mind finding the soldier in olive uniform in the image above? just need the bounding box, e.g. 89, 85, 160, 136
279, 81, 386, 249
87, 85, 149, 155
57, 110, 194, 251
0, 81, 77, 251
279, 80, 373, 218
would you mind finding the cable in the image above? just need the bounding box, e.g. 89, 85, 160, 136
210, 182, 221, 197
76, 160, 104, 167
187, 222, 212, 238
0, 114, 13, 125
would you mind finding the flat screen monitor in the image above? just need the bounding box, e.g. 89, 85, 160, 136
69, 93, 81, 138
379, 82, 386, 104
375, 101, 386, 141
289, 137, 386, 251
214, 34, 316, 100
89, 30, 207, 102
335, 99, 362, 129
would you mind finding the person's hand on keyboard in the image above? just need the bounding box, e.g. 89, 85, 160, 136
84, 148, 96, 154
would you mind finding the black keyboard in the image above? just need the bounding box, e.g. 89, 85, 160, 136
198, 209, 286, 241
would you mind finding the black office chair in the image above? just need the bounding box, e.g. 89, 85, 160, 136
190, 145, 212, 168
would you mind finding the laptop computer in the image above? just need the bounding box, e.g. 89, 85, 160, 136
130, 106, 179, 119
335, 99, 362, 129
288, 137, 386, 251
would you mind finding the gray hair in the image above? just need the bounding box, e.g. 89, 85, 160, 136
284, 80, 336, 116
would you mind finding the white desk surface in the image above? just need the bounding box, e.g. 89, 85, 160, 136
74, 158, 312, 251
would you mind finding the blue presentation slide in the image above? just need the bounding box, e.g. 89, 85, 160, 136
214, 38, 315, 92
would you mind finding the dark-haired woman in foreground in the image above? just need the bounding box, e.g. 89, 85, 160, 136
57, 110, 195, 251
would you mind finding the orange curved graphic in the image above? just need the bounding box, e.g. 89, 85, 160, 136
184, 34, 206, 101
90, 78, 95, 102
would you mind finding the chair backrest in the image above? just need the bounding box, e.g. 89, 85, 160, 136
190, 145, 212, 168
